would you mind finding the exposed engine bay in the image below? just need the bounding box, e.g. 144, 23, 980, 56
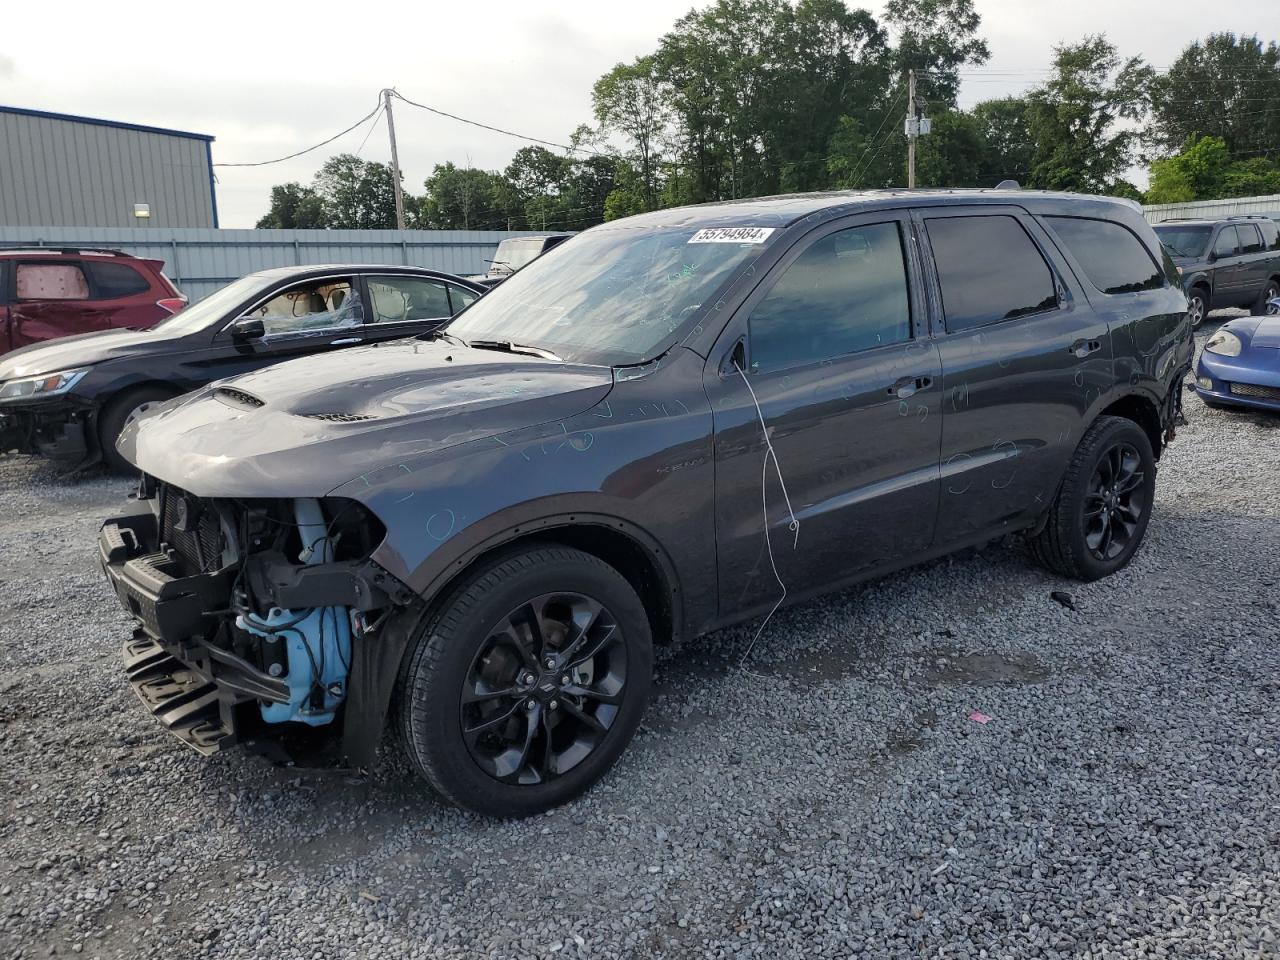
99, 477, 416, 760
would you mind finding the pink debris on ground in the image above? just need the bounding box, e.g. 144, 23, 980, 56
968, 711, 993, 724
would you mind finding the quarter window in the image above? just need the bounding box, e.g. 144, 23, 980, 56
16, 262, 89, 300
368, 277, 454, 324
85, 261, 150, 299
249, 278, 361, 336
1260, 220, 1280, 252
449, 285, 479, 313
926, 215, 1057, 332
1044, 216, 1164, 295
748, 221, 911, 373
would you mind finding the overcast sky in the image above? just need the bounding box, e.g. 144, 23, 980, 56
2, 0, 1274, 227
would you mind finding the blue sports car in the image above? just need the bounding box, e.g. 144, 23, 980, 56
1193, 298, 1280, 412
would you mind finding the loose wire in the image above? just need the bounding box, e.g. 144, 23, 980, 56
734, 360, 799, 666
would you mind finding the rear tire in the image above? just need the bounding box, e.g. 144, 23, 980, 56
397, 545, 653, 818
1030, 416, 1156, 582
98, 386, 176, 473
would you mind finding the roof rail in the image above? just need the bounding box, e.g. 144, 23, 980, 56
0, 244, 131, 257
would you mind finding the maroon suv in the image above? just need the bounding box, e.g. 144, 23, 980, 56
0, 248, 186, 355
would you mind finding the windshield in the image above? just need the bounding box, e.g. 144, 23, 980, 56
154, 274, 275, 335
1153, 225, 1212, 258
448, 225, 772, 365
489, 238, 545, 274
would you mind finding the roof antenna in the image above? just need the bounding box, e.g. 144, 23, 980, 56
995, 179, 1021, 190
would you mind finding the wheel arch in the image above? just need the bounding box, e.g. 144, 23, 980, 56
1095, 392, 1163, 460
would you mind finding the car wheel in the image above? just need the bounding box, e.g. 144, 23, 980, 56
1030, 416, 1156, 582
98, 386, 177, 474
1188, 288, 1208, 328
1258, 280, 1280, 315
397, 545, 653, 818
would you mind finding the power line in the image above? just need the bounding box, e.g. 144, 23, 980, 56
354, 104, 385, 158
390, 89, 609, 157
847, 87, 907, 187
213, 97, 383, 168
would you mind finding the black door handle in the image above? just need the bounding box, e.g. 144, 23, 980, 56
1069, 338, 1102, 358
889, 375, 933, 399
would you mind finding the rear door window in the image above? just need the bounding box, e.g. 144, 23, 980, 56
1044, 216, 1164, 294
85, 260, 151, 299
1259, 220, 1280, 251
1236, 224, 1264, 254
748, 220, 912, 373
16, 262, 89, 300
924, 215, 1058, 332
367, 277, 454, 324
448, 284, 479, 314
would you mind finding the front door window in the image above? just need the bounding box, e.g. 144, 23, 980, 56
251, 278, 360, 336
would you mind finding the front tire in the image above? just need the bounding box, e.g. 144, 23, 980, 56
1030, 416, 1156, 582
97, 386, 176, 473
397, 545, 653, 818
1257, 279, 1280, 316
1188, 287, 1209, 328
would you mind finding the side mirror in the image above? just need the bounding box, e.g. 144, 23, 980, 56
230, 316, 266, 340
1206, 252, 1217, 263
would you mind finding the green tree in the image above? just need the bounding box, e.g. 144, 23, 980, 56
313, 154, 409, 229
255, 182, 328, 229
419, 163, 513, 230
1024, 35, 1153, 193
1150, 33, 1280, 160
971, 97, 1033, 185
916, 110, 984, 186
1147, 135, 1280, 203
884, 0, 990, 106
505, 146, 572, 230
592, 56, 670, 209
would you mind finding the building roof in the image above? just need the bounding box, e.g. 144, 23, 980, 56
0, 104, 214, 142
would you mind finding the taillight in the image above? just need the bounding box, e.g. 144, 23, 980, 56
156, 297, 187, 315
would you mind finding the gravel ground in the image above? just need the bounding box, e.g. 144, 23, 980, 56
2, 319, 1278, 959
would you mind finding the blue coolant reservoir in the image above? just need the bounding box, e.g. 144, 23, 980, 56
238, 606, 351, 726
239, 498, 352, 726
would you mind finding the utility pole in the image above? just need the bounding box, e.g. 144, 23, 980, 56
906, 69, 917, 189
383, 88, 406, 231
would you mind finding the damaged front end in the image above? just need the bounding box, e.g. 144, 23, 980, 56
99, 477, 418, 763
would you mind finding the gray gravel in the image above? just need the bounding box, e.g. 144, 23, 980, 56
2, 319, 1278, 959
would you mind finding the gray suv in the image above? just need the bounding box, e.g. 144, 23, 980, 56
1153, 216, 1280, 326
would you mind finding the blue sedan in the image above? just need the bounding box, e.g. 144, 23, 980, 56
1194, 307, 1280, 413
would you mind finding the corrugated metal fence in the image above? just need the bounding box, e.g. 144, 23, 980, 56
1142, 194, 1280, 224
0, 226, 548, 301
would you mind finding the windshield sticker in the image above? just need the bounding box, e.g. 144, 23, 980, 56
688, 227, 775, 244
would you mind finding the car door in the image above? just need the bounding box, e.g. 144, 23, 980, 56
704, 212, 943, 619
9, 260, 112, 348
1233, 223, 1268, 302
360, 274, 477, 343
1209, 226, 1243, 305
0, 261, 11, 354
918, 207, 1110, 546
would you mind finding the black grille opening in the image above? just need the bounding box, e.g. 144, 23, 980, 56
1229, 382, 1280, 402
302, 413, 375, 423
215, 387, 265, 408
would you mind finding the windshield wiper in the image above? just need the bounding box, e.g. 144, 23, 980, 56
430, 330, 468, 347
469, 339, 562, 361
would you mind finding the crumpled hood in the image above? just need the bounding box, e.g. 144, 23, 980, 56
120, 338, 614, 498
0, 328, 177, 380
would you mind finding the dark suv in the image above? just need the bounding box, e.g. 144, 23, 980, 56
1153, 216, 1280, 326
99, 190, 1192, 817
0, 247, 186, 355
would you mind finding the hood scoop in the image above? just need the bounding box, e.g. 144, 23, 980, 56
215, 387, 265, 409
302, 412, 376, 423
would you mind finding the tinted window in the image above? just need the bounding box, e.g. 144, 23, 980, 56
1260, 220, 1280, 252
1045, 216, 1164, 295
85, 260, 150, 299
749, 221, 911, 373
926, 215, 1057, 332
1212, 228, 1238, 259
16, 262, 89, 300
249, 277, 361, 336
1236, 224, 1264, 254
368, 277, 452, 323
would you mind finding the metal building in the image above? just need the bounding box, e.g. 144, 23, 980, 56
0, 105, 217, 229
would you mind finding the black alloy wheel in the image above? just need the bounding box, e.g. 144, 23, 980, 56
397, 545, 652, 818
461, 592, 627, 785
1082, 442, 1146, 562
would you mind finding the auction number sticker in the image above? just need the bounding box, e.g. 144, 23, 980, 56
688, 227, 775, 244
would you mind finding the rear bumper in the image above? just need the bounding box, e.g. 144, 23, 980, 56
100, 511, 289, 755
